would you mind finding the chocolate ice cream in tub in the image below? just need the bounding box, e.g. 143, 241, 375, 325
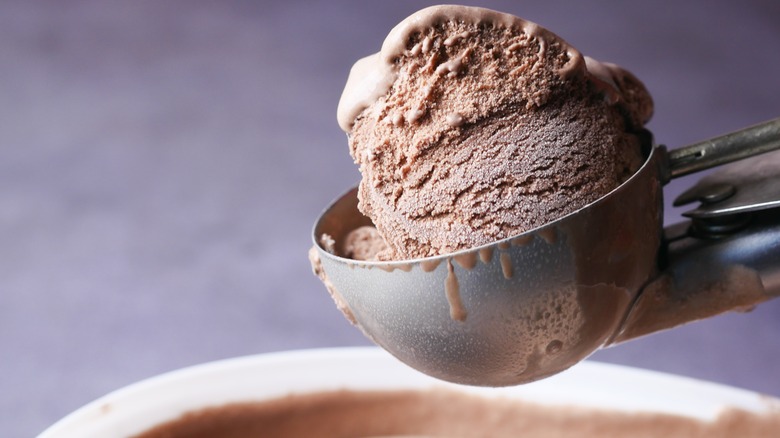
311, 5, 780, 386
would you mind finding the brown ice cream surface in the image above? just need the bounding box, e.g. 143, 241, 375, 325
338, 5, 652, 260
136, 388, 780, 438
343, 225, 389, 261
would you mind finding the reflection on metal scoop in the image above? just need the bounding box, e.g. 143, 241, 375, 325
311, 118, 780, 386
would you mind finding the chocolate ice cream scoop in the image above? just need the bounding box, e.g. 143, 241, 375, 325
313, 5, 780, 387
338, 5, 652, 260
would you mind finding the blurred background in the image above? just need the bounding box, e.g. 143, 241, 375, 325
2, 0, 778, 435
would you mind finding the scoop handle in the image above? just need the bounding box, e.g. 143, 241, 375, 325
667, 117, 780, 179
612, 208, 780, 344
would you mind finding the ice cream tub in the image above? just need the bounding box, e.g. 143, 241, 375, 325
39, 347, 780, 437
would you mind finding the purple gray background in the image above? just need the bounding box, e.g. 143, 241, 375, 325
2, 0, 779, 436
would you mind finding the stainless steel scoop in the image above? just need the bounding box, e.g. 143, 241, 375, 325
311, 118, 780, 386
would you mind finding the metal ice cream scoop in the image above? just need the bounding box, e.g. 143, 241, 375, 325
311, 118, 780, 387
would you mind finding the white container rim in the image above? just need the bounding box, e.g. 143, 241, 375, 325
39, 347, 780, 438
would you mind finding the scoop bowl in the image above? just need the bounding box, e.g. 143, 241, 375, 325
312, 143, 663, 386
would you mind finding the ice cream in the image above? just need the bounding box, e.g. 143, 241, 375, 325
343, 225, 388, 261
137, 388, 780, 438
337, 5, 653, 260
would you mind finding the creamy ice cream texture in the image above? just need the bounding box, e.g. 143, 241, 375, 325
137, 388, 780, 438
337, 5, 653, 260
